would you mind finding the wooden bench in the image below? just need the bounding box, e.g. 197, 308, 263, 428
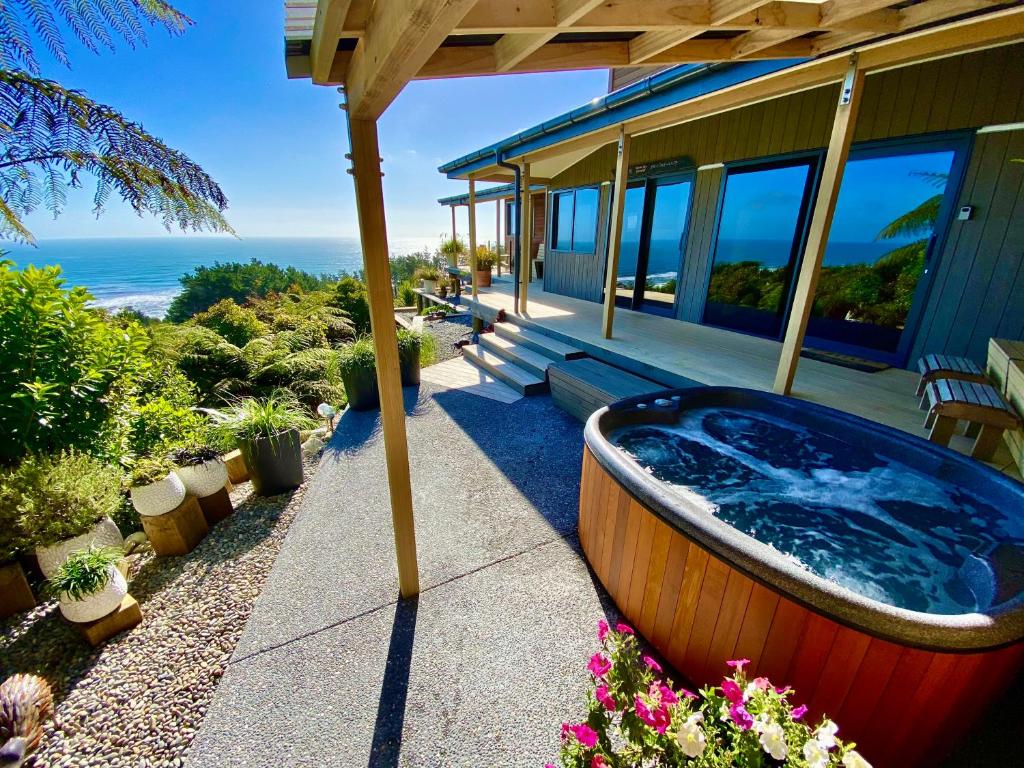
549, 357, 686, 423
924, 380, 1020, 461
916, 353, 986, 400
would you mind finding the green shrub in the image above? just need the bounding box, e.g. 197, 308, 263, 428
166, 260, 333, 321
192, 299, 268, 347
0, 492, 29, 562
169, 445, 220, 467
414, 265, 442, 282
129, 456, 176, 486
45, 545, 122, 601
331, 276, 371, 335
1, 451, 124, 548
212, 392, 316, 444
0, 261, 151, 463
396, 328, 422, 354
475, 247, 497, 271
396, 281, 418, 307
420, 331, 438, 367
172, 326, 250, 402
390, 251, 444, 284
337, 337, 377, 377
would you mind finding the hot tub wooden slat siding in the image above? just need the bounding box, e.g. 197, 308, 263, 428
579, 447, 1024, 767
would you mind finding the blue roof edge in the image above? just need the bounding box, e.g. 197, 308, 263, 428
437, 59, 808, 179
437, 183, 545, 207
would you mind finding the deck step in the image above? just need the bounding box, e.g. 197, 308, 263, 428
462, 344, 548, 395
549, 357, 670, 423
478, 334, 556, 378
493, 322, 585, 361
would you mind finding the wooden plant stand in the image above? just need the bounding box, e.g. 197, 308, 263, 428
197, 487, 234, 526
141, 496, 208, 556
74, 595, 142, 647
0, 562, 36, 619
223, 449, 250, 485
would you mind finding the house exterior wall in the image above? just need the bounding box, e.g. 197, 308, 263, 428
542, 44, 1024, 367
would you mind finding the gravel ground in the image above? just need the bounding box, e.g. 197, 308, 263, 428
0, 455, 321, 768
422, 314, 473, 362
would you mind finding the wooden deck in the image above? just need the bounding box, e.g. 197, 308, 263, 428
467, 278, 1021, 478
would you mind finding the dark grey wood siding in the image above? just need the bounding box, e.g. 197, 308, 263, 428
544, 43, 1024, 367
543, 183, 610, 302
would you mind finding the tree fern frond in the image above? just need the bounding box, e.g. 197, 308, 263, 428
92, 0, 134, 47
0, 2, 40, 72
876, 193, 942, 241
53, 0, 100, 54
16, 0, 70, 66
73, 0, 116, 52
0, 195, 36, 242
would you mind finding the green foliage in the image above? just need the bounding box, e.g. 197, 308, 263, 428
128, 455, 174, 486
0, 450, 124, 547
396, 328, 422, 354
440, 237, 466, 264
212, 392, 316, 444
390, 250, 444, 285
331, 276, 371, 335
250, 290, 353, 344
414, 264, 442, 282
420, 331, 438, 367
163, 325, 250, 402
337, 337, 377, 377
0, 488, 29, 561
165, 260, 333, 322
0, 261, 151, 463
396, 281, 418, 307
419, 303, 457, 316
193, 299, 267, 347
45, 545, 123, 602
252, 347, 344, 409
169, 445, 220, 467
475, 246, 497, 271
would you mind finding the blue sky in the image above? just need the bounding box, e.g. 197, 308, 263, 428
23, 0, 607, 243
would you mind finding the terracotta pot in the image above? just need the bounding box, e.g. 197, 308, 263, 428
475, 270, 492, 288
130, 472, 187, 517
58, 566, 127, 624
36, 517, 124, 579
239, 429, 304, 497
175, 459, 229, 499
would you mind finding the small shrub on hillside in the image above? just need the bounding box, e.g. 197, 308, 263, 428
397, 281, 418, 307
171, 326, 251, 402
193, 299, 268, 347
331, 276, 371, 335
1, 451, 124, 547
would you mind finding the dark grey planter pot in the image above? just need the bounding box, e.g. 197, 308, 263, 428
341, 364, 380, 410
239, 429, 304, 496
400, 344, 421, 386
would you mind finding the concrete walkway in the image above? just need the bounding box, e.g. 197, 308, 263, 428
187, 383, 615, 767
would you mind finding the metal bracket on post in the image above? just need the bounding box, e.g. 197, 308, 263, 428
839, 53, 859, 106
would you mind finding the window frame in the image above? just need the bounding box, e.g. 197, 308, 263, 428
548, 185, 601, 254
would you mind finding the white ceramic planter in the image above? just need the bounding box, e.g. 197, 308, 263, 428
130, 472, 186, 517
421, 279, 436, 294
175, 459, 228, 499
58, 566, 127, 623
36, 517, 124, 579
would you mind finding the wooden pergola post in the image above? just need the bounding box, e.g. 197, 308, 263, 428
495, 199, 501, 275
468, 177, 478, 298
773, 56, 864, 396
450, 204, 457, 245
519, 162, 532, 314
346, 116, 420, 599
601, 127, 632, 339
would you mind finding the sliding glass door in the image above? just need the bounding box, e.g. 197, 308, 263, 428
703, 157, 818, 337
613, 175, 693, 316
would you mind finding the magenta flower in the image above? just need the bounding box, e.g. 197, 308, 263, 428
721, 678, 744, 705
597, 619, 609, 642
587, 652, 612, 678
655, 682, 678, 706
792, 704, 808, 720
680, 688, 699, 700
752, 676, 770, 690
595, 684, 616, 712
726, 658, 751, 672
774, 685, 791, 695
591, 755, 608, 768
545, 764, 556, 768
643, 655, 663, 673
635, 695, 671, 734
569, 723, 598, 749
729, 703, 755, 731
616, 623, 634, 635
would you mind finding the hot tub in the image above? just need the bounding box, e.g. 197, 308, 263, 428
580, 387, 1024, 767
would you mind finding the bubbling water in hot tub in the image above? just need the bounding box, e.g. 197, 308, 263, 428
610, 408, 1024, 615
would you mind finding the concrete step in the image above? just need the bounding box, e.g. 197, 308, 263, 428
493, 322, 585, 361
478, 334, 556, 379
462, 344, 548, 395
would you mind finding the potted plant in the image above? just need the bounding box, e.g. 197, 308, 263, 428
338, 337, 380, 410
46, 546, 127, 624
2, 451, 125, 579
128, 457, 186, 517
397, 329, 423, 386
437, 281, 449, 299
414, 265, 441, 295
215, 393, 315, 496
169, 445, 229, 499
475, 248, 496, 288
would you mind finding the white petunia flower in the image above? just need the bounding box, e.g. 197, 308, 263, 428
676, 714, 707, 759
842, 750, 873, 768
759, 722, 788, 761
804, 738, 831, 768
816, 719, 840, 750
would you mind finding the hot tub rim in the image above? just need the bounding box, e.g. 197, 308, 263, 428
584, 386, 1024, 653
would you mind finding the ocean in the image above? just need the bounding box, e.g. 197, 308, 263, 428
3, 236, 434, 318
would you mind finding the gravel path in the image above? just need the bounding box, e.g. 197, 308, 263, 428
422, 314, 473, 363
0, 456, 321, 768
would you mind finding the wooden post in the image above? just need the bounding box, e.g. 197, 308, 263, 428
496, 199, 502, 276
601, 127, 632, 339
468, 177, 478, 298
347, 117, 420, 598
450, 204, 457, 244
519, 163, 532, 314
773, 57, 864, 396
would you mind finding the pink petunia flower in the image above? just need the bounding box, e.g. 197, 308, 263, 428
774, 685, 791, 695
792, 704, 808, 720
656, 683, 678, 706
643, 655, 663, 673
587, 652, 612, 678
680, 688, 699, 700
616, 623, 634, 635
597, 619, 609, 642
595, 684, 616, 712
729, 703, 755, 731
545, 764, 556, 768
752, 676, 771, 690
560, 723, 571, 741
721, 678, 745, 705
635, 693, 671, 733
591, 755, 608, 768
726, 658, 751, 672
569, 723, 599, 749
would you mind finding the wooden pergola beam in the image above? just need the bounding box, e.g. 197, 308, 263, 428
493, 0, 606, 72
311, 0, 353, 84
346, 0, 478, 120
